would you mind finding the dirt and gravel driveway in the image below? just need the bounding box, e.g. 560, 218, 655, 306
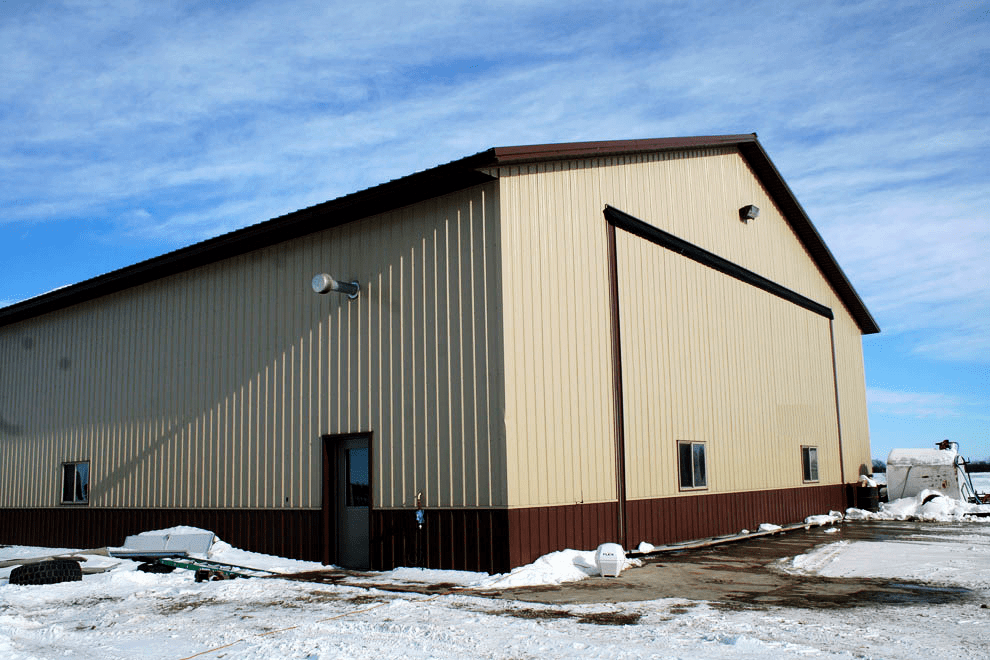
484, 521, 977, 609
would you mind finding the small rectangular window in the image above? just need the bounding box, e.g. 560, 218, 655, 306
345, 448, 370, 507
678, 441, 707, 490
61, 461, 90, 504
802, 446, 819, 482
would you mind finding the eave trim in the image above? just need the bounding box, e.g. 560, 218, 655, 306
734, 141, 879, 335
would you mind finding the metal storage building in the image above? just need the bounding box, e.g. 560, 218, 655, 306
0, 135, 879, 573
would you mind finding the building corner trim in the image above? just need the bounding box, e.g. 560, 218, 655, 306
605, 217, 629, 548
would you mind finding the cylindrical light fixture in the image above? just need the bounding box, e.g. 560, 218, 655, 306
312, 273, 360, 299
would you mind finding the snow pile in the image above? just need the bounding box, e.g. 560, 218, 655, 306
475, 548, 641, 589
120, 526, 214, 556
116, 526, 324, 574
846, 489, 990, 522
208, 539, 324, 574
758, 523, 782, 532
125, 524, 213, 538
804, 511, 843, 526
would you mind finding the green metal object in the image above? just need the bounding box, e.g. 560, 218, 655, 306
157, 557, 278, 579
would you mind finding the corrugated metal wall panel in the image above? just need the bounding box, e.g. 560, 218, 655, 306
498, 161, 619, 509
497, 147, 868, 508
616, 231, 840, 498
0, 183, 506, 511
832, 311, 872, 479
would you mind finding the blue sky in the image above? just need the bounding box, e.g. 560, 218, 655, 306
2, 0, 987, 462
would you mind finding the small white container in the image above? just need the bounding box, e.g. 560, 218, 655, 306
595, 543, 625, 578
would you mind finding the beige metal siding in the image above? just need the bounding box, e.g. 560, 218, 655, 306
0, 183, 505, 511
831, 311, 872, 479
616, 231, 840, 497
497, 147, 870, 507
498, 162, 618, 509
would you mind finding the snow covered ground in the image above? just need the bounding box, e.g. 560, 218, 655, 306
3, 492, 990, 660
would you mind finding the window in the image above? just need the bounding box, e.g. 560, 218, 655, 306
61, 461, 90, 504
802, 446, 819, 482
678, 441, 707, 490
345, 448, 370, 507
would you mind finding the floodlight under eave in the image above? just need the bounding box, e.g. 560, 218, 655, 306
739, 204, 760, 223
312, 273, 360, 299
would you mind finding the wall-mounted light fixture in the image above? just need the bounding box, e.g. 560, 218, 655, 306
312, 273, 360, 299
739, 204, 760, 223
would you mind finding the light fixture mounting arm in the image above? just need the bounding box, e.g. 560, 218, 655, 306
312, 273, 360, 299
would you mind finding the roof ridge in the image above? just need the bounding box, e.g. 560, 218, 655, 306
491, 134, 758, 163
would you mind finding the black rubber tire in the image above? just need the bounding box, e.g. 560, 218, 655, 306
9, 559, 83, 585
137, 561, 175, 574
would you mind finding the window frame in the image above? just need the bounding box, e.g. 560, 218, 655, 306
801, 446, 819, 483
60, 460, 90, 505
677, 440, 708, 491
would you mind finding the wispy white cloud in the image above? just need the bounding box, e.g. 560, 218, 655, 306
802, 184, 990, 362
1, 0, 988, 365
867, 388, 966, 419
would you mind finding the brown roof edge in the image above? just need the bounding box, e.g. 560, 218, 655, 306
735, 140, 880, 335
491, 134, 758, 164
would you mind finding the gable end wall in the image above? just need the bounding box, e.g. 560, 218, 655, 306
497, 147, 871, 509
